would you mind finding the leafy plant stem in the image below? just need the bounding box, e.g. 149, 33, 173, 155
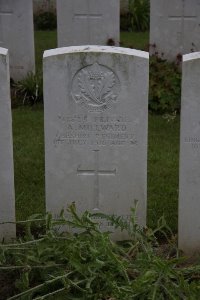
7, 271, 75, 300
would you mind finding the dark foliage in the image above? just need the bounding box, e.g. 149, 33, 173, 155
149, 56, 181, 114
34, 12, 57, 31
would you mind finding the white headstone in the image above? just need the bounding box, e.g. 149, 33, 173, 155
44, 46, 149, 238
0, 47, 15, 239
179, 52, 200, 254
56, 0, 120, 47
0, 0, 35, 80
150, 0, 200, 61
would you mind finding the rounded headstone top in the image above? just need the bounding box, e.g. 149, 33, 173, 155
44, 45, 149, 60
0, 47, 8, 56
183, 52, 200, 62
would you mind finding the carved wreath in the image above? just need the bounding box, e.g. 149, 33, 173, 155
72, 63, 120, 111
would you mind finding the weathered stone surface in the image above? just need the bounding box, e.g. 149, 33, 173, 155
56, 0, 120, 47
0, 47, 15, 239
179, 52, 200, 254
33, 0, 127, 14
150, 0, 200, 61
44, 46, 149, 238
0, 0, 35, 80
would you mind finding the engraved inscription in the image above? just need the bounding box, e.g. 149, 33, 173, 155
71, 63, 120, 112
74, 13, 102, 21
54, 114, 138, 147
184, 136, 200, 149
77, 150, 116, 210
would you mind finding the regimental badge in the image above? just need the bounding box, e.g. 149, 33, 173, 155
71, 62, 120, 112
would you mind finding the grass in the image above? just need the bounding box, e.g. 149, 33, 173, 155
147, 114, 180, 232
120, 31, 149, 51
12, 30, 180, 232
34, 30, 57, 72
12, 105, 45, 221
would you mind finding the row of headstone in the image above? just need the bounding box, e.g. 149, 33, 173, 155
0, 0, 120, 81
44, 46, 200, 253
2, 43, 200, 254
57, 0, 200, 59
1, 45, 149, 241
2, 0, 200, 83
57, 0, 120, 47
2, 0, 200, 82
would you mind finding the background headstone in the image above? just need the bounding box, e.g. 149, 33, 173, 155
150, 0, 200, 61
33, 0, 127, 14
56, 0, 120, 47
179, 52, 200, 254
0, 47, 15, 239
44, 46, 149, 239
0, 0, 35, 80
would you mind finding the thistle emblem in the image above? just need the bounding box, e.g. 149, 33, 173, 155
71, 63, 120, 112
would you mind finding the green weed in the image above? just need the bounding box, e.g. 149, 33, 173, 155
34, 12, 57, 31
128, 0, 150, 32
13, 73, 43, 105
0, 204, 199, 299
149, 56, 181, 113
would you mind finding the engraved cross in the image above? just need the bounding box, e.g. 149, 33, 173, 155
0, 9, 13, 45
74, 13, 102, 21
168, 2, 196, 49
77, 150, 116, 210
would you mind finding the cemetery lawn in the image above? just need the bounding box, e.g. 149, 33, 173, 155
120, 31, 149, 51
12, 105, 45, 221
35, 30, 57, 71
13, 106, 180, 233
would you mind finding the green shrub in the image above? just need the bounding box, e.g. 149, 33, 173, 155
149, 56, 181, 114
14, 72, 43, 106
34, 12, 57, 30
120, 13, 132, 31
128, 0, 150, 31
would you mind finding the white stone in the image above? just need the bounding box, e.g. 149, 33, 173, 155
44, 46, 149, 238
33, 0, 127, 14
179, 52, 200, 254
150, 0, 200, 61
0, 47, 15, 239
56, 0, 120, 47
0, 0, 35, 80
